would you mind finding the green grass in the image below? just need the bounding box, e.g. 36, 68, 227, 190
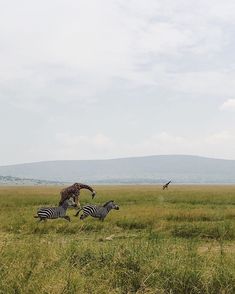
0, 185, 235, 293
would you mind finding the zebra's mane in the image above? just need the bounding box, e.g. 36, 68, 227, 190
103, 200, 114, 207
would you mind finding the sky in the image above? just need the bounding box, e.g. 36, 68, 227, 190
1, 0, 235, 165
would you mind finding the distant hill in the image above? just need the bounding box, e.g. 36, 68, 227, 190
0, 175, 64, 186
0, 155, 235, 184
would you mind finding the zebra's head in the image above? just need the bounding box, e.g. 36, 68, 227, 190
61, 198, 77, 209
103, 200, 119, 211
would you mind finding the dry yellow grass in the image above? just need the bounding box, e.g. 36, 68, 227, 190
0, 185, 235, 293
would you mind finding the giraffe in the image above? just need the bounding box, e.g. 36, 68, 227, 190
59, 183, 96, 208
162, 180, 171, 190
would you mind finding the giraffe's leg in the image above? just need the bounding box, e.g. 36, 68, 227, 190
73, 195, 78, 206
74, 195, 80, 208
59, 191, 67, 206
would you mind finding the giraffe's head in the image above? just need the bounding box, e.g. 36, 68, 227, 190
92, 190, 96, 199
73, 183, 81, 189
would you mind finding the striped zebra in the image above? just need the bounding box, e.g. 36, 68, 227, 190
74, 200, 119, 221
34, 199, 76, 222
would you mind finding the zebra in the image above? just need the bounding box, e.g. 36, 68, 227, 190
34, 198, 76, 222
74, 200, 119, 221
163, 180, 171, 190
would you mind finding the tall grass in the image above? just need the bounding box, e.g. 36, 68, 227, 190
0, 185, 234, 293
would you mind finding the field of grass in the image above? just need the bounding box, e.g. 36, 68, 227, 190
0, 185, 235, 294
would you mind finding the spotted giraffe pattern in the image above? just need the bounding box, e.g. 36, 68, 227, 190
59, 183, 96, 206
163, 181, 171, 190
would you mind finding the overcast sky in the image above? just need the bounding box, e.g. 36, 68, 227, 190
1, 0, 235, 165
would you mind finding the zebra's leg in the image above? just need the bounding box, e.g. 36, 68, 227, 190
63, 215, 71, 222
74, 208, 82, 217
34, 215, 43, 222
35, 215, 47, 222
38, 217, 46, 222
80, 213, 88, 220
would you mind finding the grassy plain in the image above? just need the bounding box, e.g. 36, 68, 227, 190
0, 185, 235, 294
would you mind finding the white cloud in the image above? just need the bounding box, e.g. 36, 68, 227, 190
0, 0, 232, 106
139, 23, 193, 55
125, 131, 235, 160
220, 99, 235, 111
54, 133, 114, 159
3, 129, 235, 165
1, 0, 235, 163
165, 72, 235, 97
204, 131, 235, 159
206, 130, 235, 142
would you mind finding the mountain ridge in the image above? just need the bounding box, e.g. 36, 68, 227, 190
1, 154, 234, 167
0, 155, 235, 184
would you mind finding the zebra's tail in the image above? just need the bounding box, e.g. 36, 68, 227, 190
74, 208, 82, 217
34, 215, 39, 218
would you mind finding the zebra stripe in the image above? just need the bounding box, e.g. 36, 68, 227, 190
75, 200, 119, 221
35, 199, 75, 221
